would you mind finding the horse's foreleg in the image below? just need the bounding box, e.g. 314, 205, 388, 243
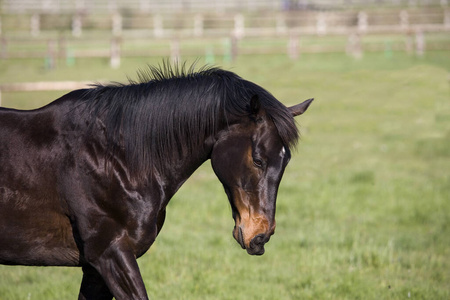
85, 239, 149, 300
78, 265, 113, 300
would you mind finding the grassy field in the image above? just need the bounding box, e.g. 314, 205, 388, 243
0, 50, 449, 299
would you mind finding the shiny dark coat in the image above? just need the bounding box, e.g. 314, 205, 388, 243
0, 65, 313, 299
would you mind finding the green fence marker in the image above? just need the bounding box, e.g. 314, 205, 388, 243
223, 38, 232, 63
384, 40, 393, 59
66, 48, 75, 67
205, 46, 215, 64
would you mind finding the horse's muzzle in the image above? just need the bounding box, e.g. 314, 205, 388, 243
236, 226, 270, 256
247, 233, 269, 255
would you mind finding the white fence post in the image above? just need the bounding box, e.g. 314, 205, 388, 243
110, 38, 121, 68
194, 14, 204, 37
400, 10, 409, 31
444, 9, 450, 29
346, 33, 362, 59
72, 15, 82, 37
358, 11, 368, 33
287, 34, 299, 60
415, 29, 425, 56
154, 15, 164, 38
234, 14, 245, 39
112, 13, 122, 36
405, 32, 414, 54
31, 14, 40, 37
276, 15, 287, 35
316, 13, 327, 36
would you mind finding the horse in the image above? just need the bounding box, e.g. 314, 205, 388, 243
0, 63, 313, 299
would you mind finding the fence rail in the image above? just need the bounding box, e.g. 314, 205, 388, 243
2, 0, 448, 14
0, 8, 449, 66
0, 81, 91, 106
0, 8, 449, 68
1, 8, 449, 36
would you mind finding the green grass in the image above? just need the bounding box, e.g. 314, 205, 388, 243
0, 51, 449, 299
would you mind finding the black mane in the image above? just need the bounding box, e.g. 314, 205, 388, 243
82, 63, 299, 179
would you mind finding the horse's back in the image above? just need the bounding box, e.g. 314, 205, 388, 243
0, 92, 86, 266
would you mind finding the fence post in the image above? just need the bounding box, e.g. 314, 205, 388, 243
112, 13, 122, 36
170, 39, 180, 63
223, 35, 238, 63
276, 15, 287, 35
287, 34, 299, 60
154, 15, 164, 38
444, 9, 450, 29
415, 29, 425, 56
72, 14, 82, 37
358, 11, 368, 33
316, 13, 327, 36
234, 14, 245, 39
110, 38, 121, 68
400, 10, 409, 31
31, 14, 40, 37
405, 32, 414, 54
346, 33, 362, 59
194, 14, 203, 37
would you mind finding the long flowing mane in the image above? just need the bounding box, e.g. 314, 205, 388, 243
81, 63, 299, 179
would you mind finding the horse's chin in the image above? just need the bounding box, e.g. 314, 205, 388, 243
246, 245, 265, 256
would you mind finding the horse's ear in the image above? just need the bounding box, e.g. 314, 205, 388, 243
249, 94, 261, 115
289, 98, 314, 117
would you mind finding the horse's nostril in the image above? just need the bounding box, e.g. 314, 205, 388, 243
252, 234, 266, 246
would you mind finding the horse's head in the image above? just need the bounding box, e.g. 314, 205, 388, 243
211, 96, 313, 255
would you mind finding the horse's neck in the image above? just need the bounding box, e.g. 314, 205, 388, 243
156, 136, 215, 202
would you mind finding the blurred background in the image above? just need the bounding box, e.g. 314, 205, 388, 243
0, 1, 449, 299
0, 0, 449, 77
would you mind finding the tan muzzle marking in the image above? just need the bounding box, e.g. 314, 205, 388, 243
232, 188, 272, 248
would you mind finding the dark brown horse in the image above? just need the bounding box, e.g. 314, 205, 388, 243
0, 64, 313, 299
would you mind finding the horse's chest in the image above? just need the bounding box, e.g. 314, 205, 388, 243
103, 197, 161, 256
125, 213, 159, 257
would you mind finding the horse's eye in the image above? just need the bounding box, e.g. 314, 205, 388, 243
253, 158, 263, 168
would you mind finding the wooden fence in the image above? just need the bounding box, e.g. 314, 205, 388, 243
0, 8, 449, 67
1, 8, 449, 37
1, 31, 446, 69
2, 0, 447, 14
